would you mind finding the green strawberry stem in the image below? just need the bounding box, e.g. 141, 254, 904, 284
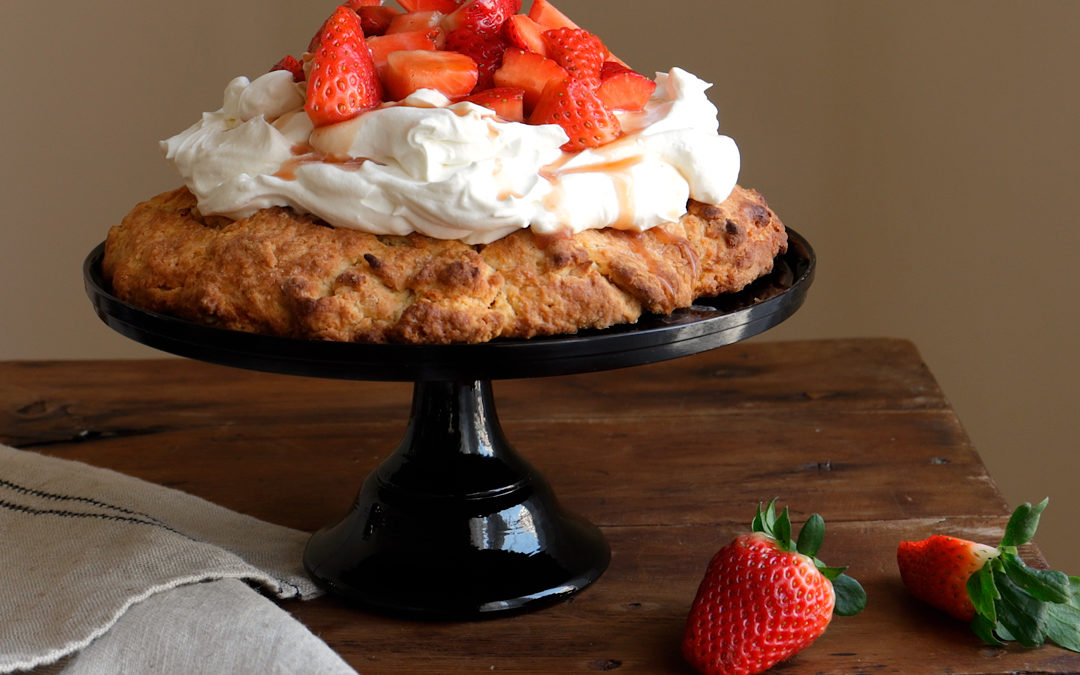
967, 498, 1080, 652
753, 499, 867, 617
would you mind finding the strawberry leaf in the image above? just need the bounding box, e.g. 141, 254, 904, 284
796, 513, 825, 558
967, 562, 1000, 623
1046, 602, 1080, 652
751, 503, 765, 533
996, 622, 1017, 641
1066, 577, 1080, 610
774, 507, 793, 549
1000, 552, 1073, 605
971, 613, 1006, 646
832, 573, 867, 616
1001, 498, 1048, 548
816, 561, 851, 578
993, 568, 1050, 647
752, 498, 779, 537
814, 561, 847, 580
763, 498, 778, 531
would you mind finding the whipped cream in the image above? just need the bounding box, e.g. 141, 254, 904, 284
162, 67, 740, 244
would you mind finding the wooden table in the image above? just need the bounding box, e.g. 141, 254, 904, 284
3, 338, 1077, 673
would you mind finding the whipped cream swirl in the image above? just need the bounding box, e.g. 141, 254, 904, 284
162, 67, 740, 244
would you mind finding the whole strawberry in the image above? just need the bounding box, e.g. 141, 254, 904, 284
897, 498, 1080, 652
682, 501, 866, 675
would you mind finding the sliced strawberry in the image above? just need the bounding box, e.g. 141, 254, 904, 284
444, 28, 511, 92
270, 55, 305, 82
382, 50, 479, 100
464, 87, 525, 122
366, 30, 440, 72
542, 27, 605, 85
897, 535, 998, 622
387, 10, 444, 35
503, 14, 547, 56
492, 48, 568, 114
354, 5, 402, 36
305, 6, 382, 126
529, 77, 621, 152
596, 62, 656, 111
897, 499, 1080, 653
398, 0, 461, 12
600, 61, 631, 80
528, 0, 578, 31
443, 0, 521, 36
309, 3, 391, 50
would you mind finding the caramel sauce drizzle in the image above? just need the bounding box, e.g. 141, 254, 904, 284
540, 154, 647, 233
273, 143, 374, 181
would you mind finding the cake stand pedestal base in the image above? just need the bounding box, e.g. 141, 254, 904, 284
302, 379, 610, 619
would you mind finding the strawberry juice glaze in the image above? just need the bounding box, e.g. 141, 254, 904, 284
162, 67, 740, 244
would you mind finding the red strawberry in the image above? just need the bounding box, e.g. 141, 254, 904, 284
270, 55, 305, 82
600, 61, 631, 79
596, 62, 656, 111
682, 501, 865, 675
492, 48, 567, 113
398, 0, 461, 12
542, 27, 605, 84
529, 77, 620, 152
528, 0, 579, 31
503, 14, 547, 56
443, 0, 521, 36
382, 49, 479, 100
305, 6, 382, 127
353, 5, 402, 36
308, 4, 383, 53
444, 28, 511, 91
897, 499, 1080, 652
366, 30, 440, 73
464, 87, 525, 122
897, 535, 998, 621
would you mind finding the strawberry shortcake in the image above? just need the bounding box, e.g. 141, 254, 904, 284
103, 0, 787, 344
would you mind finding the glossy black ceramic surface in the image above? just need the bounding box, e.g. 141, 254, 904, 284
302, 379, 611, 617
83, 229, 814, 618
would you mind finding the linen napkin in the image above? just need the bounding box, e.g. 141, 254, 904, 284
0, 444, 356, 674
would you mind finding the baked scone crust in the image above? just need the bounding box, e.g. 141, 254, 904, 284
102, 186, 787, 344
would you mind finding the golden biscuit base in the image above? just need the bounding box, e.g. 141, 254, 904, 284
102, 186, 787, 344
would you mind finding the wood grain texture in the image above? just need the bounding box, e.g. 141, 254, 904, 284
2, 338, 1076, 673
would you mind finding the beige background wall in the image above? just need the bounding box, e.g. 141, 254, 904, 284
2, 2, 1078, 568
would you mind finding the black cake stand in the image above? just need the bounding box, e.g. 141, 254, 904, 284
83, 230, 814, 619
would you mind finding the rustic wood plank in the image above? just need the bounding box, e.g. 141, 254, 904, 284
2, 338, 1077, 673
2, 407, 999, 534
0, 338, 940, 449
